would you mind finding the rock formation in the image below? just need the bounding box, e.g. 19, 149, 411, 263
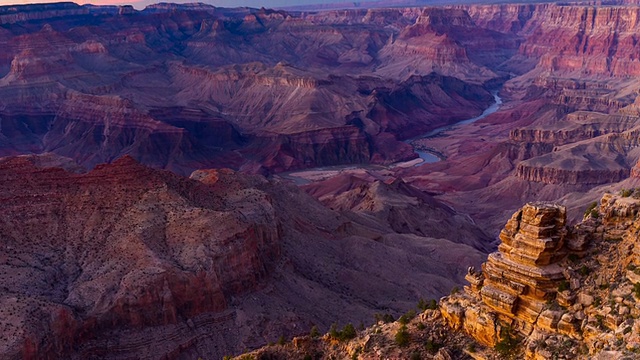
440, 204, 569, 348
439, 193, 640, 358
236, 193, 640, 359
302, 172, 491, 250
0, 2, 500, 175
0, 155, 487, 359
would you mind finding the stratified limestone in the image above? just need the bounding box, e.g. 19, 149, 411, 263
441, 203, 572, 346
482, 204, 567, 328
440, 293, 500, 347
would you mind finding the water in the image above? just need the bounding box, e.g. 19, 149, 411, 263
414, 150, 440, 163
411, 91, 502, 164
277, 91, 503, 182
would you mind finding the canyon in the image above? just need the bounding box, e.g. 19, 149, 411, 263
239, 190, 640, 359
0, 154, 487, 359
3, 0, 640, 358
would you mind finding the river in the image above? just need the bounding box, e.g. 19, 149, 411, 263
278, 91, 503, 183
410, 91, 502, 164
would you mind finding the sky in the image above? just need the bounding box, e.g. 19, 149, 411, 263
0, 0, 377, 8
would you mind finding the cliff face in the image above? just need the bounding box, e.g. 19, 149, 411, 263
515, 162, 630, 185
0, 156, 282, 358
440, 193, 640, 358
240, 194, 640, 359
466, 3, 640, 77
441, 203, 570, 347
0, 3, 91, 25
0, 154, 489, 359
0, 3, 503, 174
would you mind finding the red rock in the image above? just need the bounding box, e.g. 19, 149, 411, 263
0, 155, 487, 358
0, 3, 497, 174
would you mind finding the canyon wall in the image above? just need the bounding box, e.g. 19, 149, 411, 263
0, 154, 489, 359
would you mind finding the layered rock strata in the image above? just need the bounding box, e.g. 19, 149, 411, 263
0, 155, 488, 359
236, 192, 640, 359
441, 203, 569, 347
0, 2, 501, 174
438, 193, 640, 358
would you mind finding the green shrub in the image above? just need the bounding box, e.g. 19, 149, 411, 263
341, 323, 357, 341
621, 189, 633, 197
374, 313, 395, 323
578, 265, 591, 276
599, 283, 610, 290
350, 346, 361, 360
558, 280, 570, 292
329, 323, 357, 342
567, 254, 579, 263
310, 325, 320, 338
410, 351, 421, 360
395, 325, 410, 347
467, 343, 476, 353
329, 323, 339, 338
450, 286, 460, 295
416, 322, 426, 330
277, 335, 286, 346
398, 310, 416, 324
634, 283, 640, 298
584, 202, 598, 217
425, 339, 441, 353
417, 298, 438, 311
494, 326, 519, 358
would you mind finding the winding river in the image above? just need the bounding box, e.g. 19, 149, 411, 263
279, 91, 503, 183
410, 91, 502, 164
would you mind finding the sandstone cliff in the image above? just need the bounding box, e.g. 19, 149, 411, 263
236, 193, 640, 359
0, 3, 503, 174
0, 155, 488, 359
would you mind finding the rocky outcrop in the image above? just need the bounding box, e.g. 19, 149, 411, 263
303, 174, 491, 250
481, 204, 567, 318
441, 204, 569, 347
0, 155, 489, 359
515, 162, 630, 185
0, 155, 283, 358
0, 3, 90, 24
437, 194, 640, 358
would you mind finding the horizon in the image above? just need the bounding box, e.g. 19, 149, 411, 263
0, 0, 382, 9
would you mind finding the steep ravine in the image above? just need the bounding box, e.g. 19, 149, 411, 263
237, 192, 640, 360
